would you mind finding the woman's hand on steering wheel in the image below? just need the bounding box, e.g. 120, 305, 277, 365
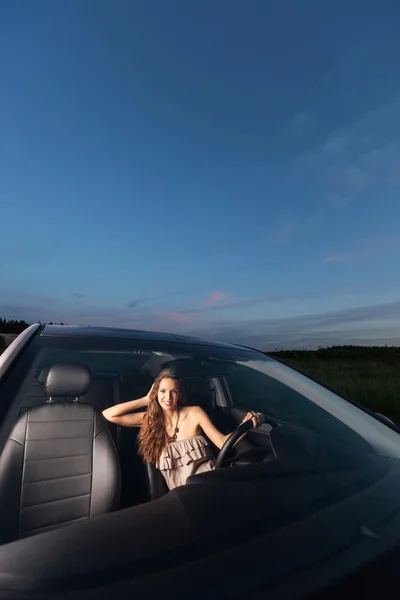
214, 412, 264, 469
241, 411, 265, 429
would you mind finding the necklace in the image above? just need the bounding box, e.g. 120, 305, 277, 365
166, 410, 180, 443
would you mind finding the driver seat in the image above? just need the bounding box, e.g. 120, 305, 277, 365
0, 363, 121, 544
145, 462, 169, 500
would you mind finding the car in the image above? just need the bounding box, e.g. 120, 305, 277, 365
0, 323, 399, 599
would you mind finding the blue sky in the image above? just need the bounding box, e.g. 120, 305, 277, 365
1, 0, 400, 349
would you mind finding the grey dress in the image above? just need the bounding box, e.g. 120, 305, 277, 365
158, 435, 215, 490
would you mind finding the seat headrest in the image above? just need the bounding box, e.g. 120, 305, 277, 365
37, 367, 50, 385
45, 363, 91, 398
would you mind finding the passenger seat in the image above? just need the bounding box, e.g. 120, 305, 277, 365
17, 367, 112, 419
0, 363, 121, 544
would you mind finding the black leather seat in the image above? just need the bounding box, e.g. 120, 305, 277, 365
0, 363, 121, 544
146, 462, 169, 500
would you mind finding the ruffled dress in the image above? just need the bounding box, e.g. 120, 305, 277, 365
158, 435, 215, 490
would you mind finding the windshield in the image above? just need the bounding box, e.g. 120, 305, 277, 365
1, 330, 400, 574
8, 335, 400, 459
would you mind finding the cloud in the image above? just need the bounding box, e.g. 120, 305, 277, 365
321, 234, 400, 265
209, 291, 226, 302
293, 96, 400, 209
181, 287, 369, 315
184, 300, 400, 350
71, 292, 85, 298
0, 293, 60, 315
292, 111, 317, 136
361, 141, 400, 187
322, 254, 347, 264
203, 291, 228, 306
326, 193, 350, 208
0, 242, 62, 266
270, 222, 295, 245
126, 300, 139, 308
165, 312, 190, 325
21, 293, 59, 305
321, 131, 351, 155
367, 234, 400, 250
126, 290, 186, 309
3, 292, 400, 351
1, 305, 36, 314
181, 295, 279, 315
331, 165, 375, 198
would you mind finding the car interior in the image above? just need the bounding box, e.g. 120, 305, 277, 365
0, 353, 274, 545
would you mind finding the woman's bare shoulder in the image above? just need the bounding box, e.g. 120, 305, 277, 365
181, 405, 202, 413
180, 405, 202, 420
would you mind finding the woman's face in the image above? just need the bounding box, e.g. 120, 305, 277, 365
157, 377, 180, 411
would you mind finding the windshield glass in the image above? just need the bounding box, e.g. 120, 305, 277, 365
8, 336, 400, 458
1, 331, 400, 554
224, 358, 400, 457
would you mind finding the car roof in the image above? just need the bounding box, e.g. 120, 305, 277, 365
40, 324, 257, 352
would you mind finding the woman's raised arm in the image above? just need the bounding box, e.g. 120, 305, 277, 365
102, 384, 154, 427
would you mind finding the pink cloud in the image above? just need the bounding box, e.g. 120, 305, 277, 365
181, 295, 279, 315
165, 312, 190, 325
203, 291, 228, 305
322, 254, 347, 264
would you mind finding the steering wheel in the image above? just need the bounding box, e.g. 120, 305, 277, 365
214, 419, 253, 469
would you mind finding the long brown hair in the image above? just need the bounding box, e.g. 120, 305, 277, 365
137, 369, 187, 465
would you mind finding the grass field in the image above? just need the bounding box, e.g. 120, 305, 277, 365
269, 346, 400, 425
0, 334, 18, 349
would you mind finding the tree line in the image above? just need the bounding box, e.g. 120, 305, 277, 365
0, 319, 69, 334
0, 318, 30, 334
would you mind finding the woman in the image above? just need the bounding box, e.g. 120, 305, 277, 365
102, 369, 264, 490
